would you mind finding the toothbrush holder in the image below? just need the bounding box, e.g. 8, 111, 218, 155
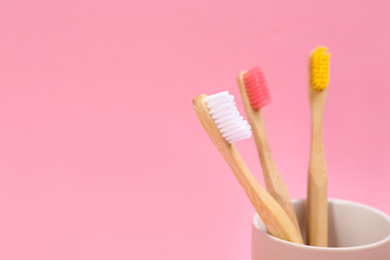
252, 199, 390, 259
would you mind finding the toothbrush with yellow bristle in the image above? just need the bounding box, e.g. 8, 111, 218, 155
307, 46, 330, 247
193, 91, 303, 244
236, 67, 302, 241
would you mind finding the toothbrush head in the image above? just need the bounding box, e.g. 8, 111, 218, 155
243, 66, 271, 111
204, 91, 252, 143
310, 46, 330, 91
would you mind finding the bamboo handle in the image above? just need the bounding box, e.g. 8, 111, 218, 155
193, 94, 303, 244
307, 88, 328, 247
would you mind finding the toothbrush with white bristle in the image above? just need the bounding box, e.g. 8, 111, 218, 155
193, 91, 303, 244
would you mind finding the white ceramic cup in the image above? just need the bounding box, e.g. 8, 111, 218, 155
252, 199, 390, 259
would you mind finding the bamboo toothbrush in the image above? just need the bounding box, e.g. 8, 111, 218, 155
237, 67, 302, 240
307, 46, 330, 247
193, 91, 303, 244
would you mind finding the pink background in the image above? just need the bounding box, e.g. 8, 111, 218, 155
1, 0, 390, 259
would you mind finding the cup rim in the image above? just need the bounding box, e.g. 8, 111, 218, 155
252, 198, 390, 251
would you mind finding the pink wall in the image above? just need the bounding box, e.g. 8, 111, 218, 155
1, 0, 390, 259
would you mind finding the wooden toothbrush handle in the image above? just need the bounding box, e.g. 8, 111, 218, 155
227, 142, 304, 245
252, 112, 302, 238
307, 170, 328, 246
307, 119, 328, 247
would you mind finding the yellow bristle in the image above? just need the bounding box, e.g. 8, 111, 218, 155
310, 46, 330, 91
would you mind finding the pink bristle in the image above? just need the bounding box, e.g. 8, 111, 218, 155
243, 67, 271, 110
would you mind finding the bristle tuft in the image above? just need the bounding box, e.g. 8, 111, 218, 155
205, 91, 252, 143
310, 46, 330, 91
243, 67, 271, 111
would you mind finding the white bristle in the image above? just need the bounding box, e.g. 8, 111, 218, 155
204, 91, 252, 143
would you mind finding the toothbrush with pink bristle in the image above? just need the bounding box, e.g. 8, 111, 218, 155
237, 67, 302, 240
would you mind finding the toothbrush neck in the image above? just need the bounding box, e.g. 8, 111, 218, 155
310, 108, 326, 171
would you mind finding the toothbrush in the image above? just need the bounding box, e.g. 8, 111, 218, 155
307, 46, 330, 247
237, 67, 302, 240
193, 91, 303, 244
